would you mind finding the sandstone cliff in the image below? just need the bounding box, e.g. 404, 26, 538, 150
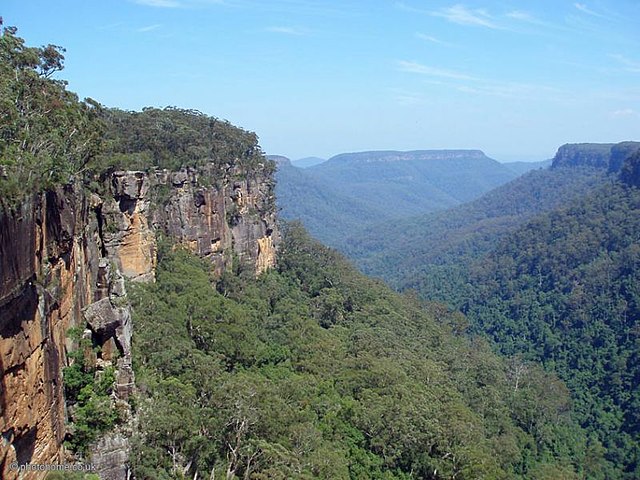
0, 161, 278, 479
551, 142, 640, 171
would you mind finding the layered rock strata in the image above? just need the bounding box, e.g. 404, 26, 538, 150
0, 162, 278, 479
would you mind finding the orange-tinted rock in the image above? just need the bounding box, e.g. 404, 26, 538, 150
1, 159, 279, 479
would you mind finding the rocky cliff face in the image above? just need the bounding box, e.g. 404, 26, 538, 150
551, 142, 640, 170
0, 162, 278, 479
1, 185, 105, 479
620, 150, 640, 187
148, 165, 277, 276
608, 141, 640, 174
551, 143, 614, 169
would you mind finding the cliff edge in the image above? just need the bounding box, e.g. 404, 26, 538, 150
0, 160, 278, 479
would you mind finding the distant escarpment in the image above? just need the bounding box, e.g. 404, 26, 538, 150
620, 150, 640, 187
275, 148, 522, 247
343, 142, 640, 306
0, 105, 278, 480
551, 141, 640, 170
326, 149, 489, 164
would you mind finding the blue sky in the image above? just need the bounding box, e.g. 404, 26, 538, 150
3, 0, 640, 161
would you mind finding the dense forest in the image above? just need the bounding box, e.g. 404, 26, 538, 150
343, 164, 608, 306
341, 145, 640, 478
3, 24, 638, 480
464, 167, 640, 478
128, 225, 603, 479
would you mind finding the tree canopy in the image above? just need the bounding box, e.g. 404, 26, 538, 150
128, 224, 603, 479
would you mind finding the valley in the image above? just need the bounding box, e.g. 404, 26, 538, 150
274, 141, 640, 478
274, 149, 547, 247
1, 16, 640, 480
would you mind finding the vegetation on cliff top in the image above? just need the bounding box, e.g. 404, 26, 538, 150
0, 27, 271, 203
0, 25, 102, 199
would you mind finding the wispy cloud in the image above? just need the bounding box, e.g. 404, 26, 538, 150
265, 26, 308, 35
397, 60, 564, 100
415, 33, 454, 47
134, 0, 182, 7
401, 2, 566, 36
574, 3, 604, 17
432, 4, 499, 29
610, 54, 640, 73
611, 108, 638, 118
137, 24, 163, 32
506, 10, 535, 22
397, 60, 479, 81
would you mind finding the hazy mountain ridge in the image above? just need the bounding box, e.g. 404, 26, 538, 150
343, 142, 639, 300
275, 148, 525, 246
339, 142, 640, 478
503, 159, 552, 175
275, 160, 388, 244
343, 165, 608, 301
324, 149, 489, 164
292, 156, 325, 168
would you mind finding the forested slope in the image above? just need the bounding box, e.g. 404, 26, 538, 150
344, 165, 608, 305
129, 224, 603, 479
275, 160, 387, 244
464, 158, 640, 477
275, 150, 522, 247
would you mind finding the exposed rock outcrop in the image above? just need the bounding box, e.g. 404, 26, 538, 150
609, 142, 640, 174
551, 142, 640, 170
103, 171, 156, 283
1, 184, 104, 479
551, 143, 614, 169
150, 165, 278, 275
0, 160, 278, 479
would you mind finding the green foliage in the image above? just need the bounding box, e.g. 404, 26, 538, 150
63, 340, 119, 455
0, 27, 274, 204
460, 181, 640, 478
129, 223, 597, 479
345, 165, 607, 307
347, 155, 640, 477
0, 26, 103, 201
98, 106, 272, 179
